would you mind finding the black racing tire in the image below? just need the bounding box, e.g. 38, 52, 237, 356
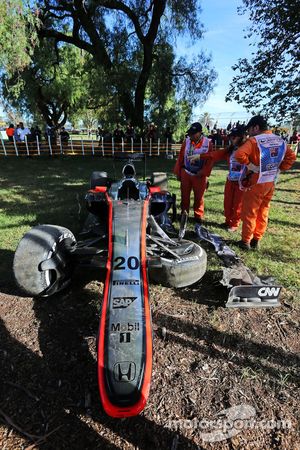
90, 171, 108, 189
149, 239, 207, 288
13, 225, 76, 297
151, 172, 168, 190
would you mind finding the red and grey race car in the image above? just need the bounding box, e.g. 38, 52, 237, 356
13, 158, 207, 418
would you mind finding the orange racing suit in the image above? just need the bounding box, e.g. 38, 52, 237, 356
234, 130, 296, 243
202, 147, 245, 228
174, 136, 213, 220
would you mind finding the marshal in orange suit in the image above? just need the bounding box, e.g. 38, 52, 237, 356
174, 122, 213, 223
234, 115, 296, 250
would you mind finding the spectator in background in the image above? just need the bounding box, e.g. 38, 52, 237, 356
16, 122, 30, 142
29, 126, 42, 142
59, 127, 70, 149
113, 124, 125, 143
226, 121, 232, 131
125, 122, 135, 143
33, 126, 42, 141
164, 126, 173, 143
289, 130, 300, 144
103, 129, 112, 143
14, 124, 20, 142
146, 123, 157, 142
97, 126, 104, 140
5, 124, 15, 142
45, 125, 57, 154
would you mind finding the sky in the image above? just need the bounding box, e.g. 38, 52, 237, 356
176, 0, 254, 127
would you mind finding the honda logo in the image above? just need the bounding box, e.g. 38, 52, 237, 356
114, 361, 136, 382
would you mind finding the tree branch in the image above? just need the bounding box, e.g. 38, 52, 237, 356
39, 27, 94, 54
95, 0, 145, 42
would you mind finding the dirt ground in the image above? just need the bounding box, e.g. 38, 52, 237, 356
0, 262, 300, 449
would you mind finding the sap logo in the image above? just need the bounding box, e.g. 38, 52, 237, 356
258, 287, 280, 297
112, 297, 137, 309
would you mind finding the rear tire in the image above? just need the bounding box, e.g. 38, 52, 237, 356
13, 225, 76, 297
151, 172, 168, 190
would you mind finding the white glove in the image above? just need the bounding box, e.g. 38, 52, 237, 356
247, 163, 259, 173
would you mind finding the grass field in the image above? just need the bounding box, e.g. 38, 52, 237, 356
1, 155, 300, 449
0, 155, 299, 301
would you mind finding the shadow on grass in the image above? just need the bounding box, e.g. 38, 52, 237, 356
153, 311, 300, 389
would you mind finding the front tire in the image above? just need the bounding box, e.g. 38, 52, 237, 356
148, 239, 207, 288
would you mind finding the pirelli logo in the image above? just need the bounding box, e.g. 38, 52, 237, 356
112, 279, 140, 286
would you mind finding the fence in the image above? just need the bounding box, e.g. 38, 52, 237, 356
0, 136, 181, 158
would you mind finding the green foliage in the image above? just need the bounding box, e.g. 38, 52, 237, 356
2, 41, 89, 127
0, 1, 39, 80
226, 0, 300, 120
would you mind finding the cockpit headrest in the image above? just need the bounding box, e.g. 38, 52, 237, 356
122, 163, 136, 178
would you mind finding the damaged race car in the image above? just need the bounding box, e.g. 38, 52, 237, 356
13, 157, 207, 418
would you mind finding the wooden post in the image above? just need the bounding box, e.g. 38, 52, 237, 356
70, 136, 74, 154
25, 135, 29, 156
0, 137, 7, 156
13, 136, 19, 156
91, 135, 95, 156
48, 135, 52, 156
59, 135, 63, 154
36, 135, 40, 156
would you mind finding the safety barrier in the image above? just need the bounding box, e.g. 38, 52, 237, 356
0, 136, 180, 157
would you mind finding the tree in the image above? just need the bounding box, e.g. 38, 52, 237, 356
37, 1, 216, 128
2, 41, 88, 128
226, 0, 300, 120
0, 1, 39, 79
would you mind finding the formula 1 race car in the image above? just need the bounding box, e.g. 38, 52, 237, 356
13, 158, 207, 418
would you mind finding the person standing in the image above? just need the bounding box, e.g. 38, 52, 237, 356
188, 125, 246, 231
235, 115, 296, 250
16, 122, 31, 142
5, 124, 15, 142
174, 122, 213, 223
